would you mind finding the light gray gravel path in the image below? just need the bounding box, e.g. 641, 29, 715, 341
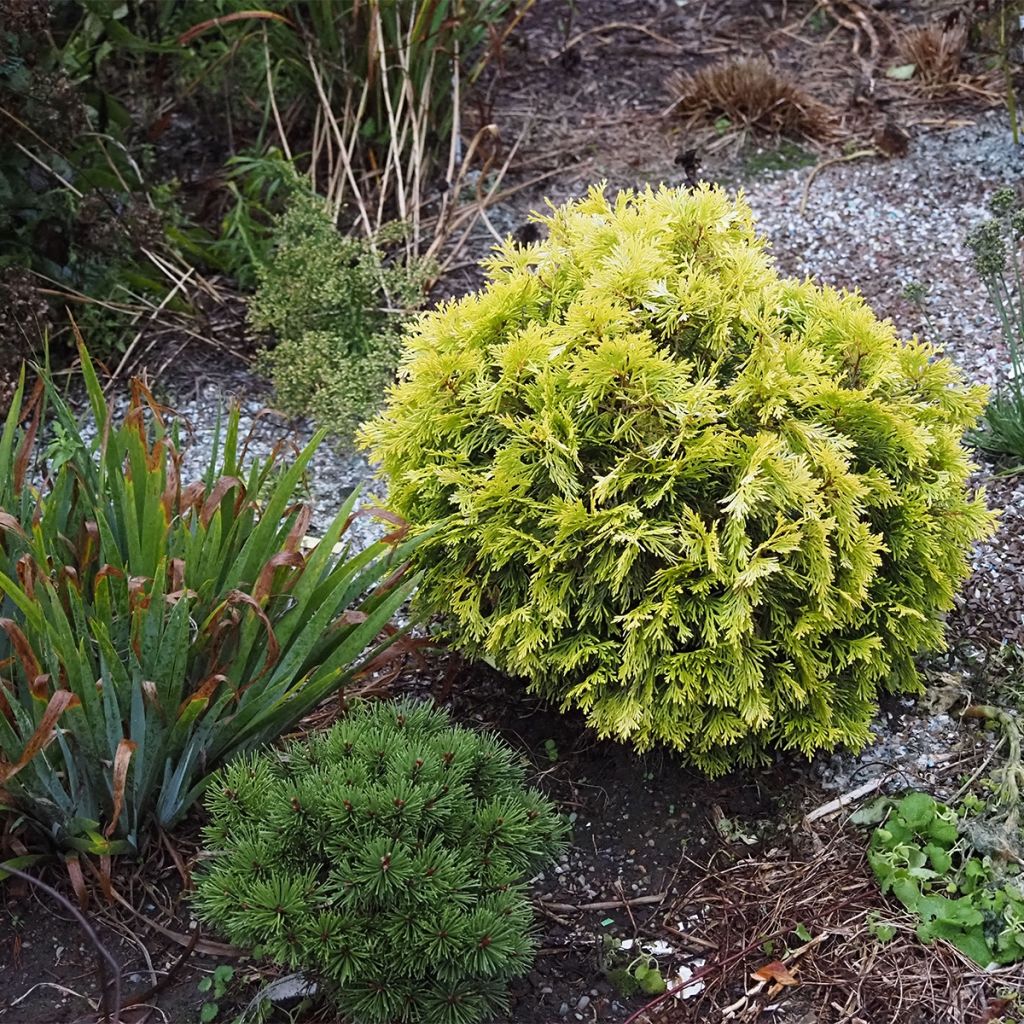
745, 110, 1022, 390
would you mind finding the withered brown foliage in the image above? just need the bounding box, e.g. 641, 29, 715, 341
666, 58, 836, 141
899, 19, 970, 89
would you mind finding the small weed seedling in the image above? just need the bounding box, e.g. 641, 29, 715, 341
601, 937, 668, 996
198, 965, 235, 1022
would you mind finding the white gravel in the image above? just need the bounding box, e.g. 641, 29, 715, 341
744, 110, 1022, 388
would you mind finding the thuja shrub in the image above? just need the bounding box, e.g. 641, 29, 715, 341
361, 184, 996, 774
195, 699, 567, 1024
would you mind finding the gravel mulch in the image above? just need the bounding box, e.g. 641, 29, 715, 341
742, 110, 1024, 650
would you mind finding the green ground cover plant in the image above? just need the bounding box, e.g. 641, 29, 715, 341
965, 187, 1024, 462
363, 182, 995, 774
859, 791, 1024, 967
195, 698, 567, 1024
0, 344, 421, 855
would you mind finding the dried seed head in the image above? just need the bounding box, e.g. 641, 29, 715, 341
967, 221, 1008, 277
990, 187, 1018, 218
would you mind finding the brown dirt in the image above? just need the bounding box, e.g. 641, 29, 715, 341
0, 656, 822, 1024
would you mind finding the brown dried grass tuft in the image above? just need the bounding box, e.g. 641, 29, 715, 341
899, 19, 969, 89
666, 58, 836, 141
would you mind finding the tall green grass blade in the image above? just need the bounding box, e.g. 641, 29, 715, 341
0, 352, 421, 856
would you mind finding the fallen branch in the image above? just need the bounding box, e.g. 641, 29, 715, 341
800, 149, 877, 217
540, 892, 666, 914
108, 883, 241, 957
804, 776, 888, 825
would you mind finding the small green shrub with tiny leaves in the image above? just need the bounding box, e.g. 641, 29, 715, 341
361, 183, 996, 774
965, 186, 1024, 460
253, 191, 425, 440
194, 699, 567, 1024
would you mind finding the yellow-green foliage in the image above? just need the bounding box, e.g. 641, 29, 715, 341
362, 184, 995, 774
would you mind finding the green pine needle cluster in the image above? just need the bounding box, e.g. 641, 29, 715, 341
361, 183, 996, 774
253, 190, 424, 440
195, 699, 567, 1024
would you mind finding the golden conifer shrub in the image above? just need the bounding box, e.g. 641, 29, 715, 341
361, 184, 995, 774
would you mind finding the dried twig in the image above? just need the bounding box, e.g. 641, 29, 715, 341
803, 776, 889, 825
800, 149, 877, 216
540, 892, 667, 914
557, 21, 690, 58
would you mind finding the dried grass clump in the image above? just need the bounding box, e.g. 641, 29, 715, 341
666, 58, 834, 141
899, 19, 969, 88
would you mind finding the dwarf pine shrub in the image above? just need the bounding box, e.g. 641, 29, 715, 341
361, 183, 996, 774
195, 699, 566, 1024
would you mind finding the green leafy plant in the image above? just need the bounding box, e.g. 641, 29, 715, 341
859, 792, 1024, 966
600, 937, 667, 997
0, 343, 422, 855
361, 182, 995, 774
627, 956, 667, 996
201, 150, 300, 290
194, 698, 567, 1024
0, 2, 195, 358
965, 187, 1024, 462
253, 188, 424, 440
866, 911, 897, 944
198, 965, 236, 1023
